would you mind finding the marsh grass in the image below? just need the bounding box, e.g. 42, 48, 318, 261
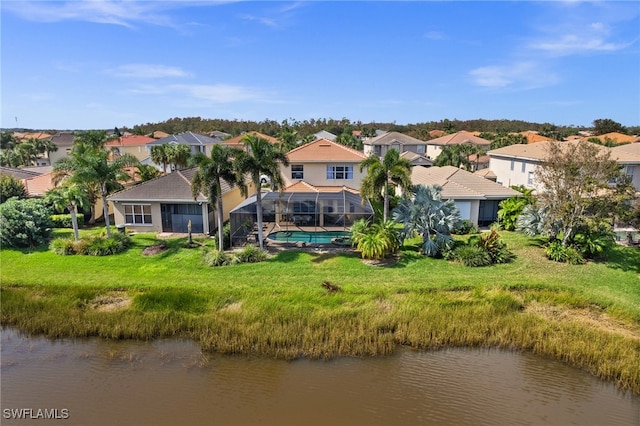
1, 230, 639, 393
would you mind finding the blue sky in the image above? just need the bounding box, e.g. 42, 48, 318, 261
2, 1, 639, 130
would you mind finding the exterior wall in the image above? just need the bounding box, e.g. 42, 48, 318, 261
48, 148, 72, 166
426, 144, 443, 160
450, 200, 480, 225
281, 162, 366, 188
489, 156, 543, 191
218, 186, 252, 226
121, 145, 149, 161
112, 202, 163, 233
622, 164, 640, 192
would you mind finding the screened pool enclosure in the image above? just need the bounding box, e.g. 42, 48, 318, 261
229, 188, 374, 246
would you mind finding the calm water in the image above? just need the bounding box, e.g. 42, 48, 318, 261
1, 327, 638, 426
267, 230, 350, 243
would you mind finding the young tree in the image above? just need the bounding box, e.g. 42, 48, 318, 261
134, 164, 161, 182
54, 135, 140, 238
593, 118, 627, 135
191, 145, 245, 250
360, 150, 412, 222
534, 141, 634, 246
236, 134, 289, 249
45, 184, 90, 241
392, 184, 460, 257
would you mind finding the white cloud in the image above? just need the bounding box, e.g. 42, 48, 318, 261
529, 32, 630, 55
424, 31, 446, 41
106, 64, 191, 79
469, 61, 558, 90
126, 83, 273, 104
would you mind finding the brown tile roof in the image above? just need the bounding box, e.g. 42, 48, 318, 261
15, 132, 52, 141
106, 135, 156, 147
108, 168, 217, 202
152, 131, 170, 139
283, 181, 360, 194
610, 142, 640, 163
474, 168, 497, 179
428, 130, 446, 138
427, 131, 491, 147
221, 131, 280, 148
286, 138, 367, 162
587, 132, 640, 145
518, 131, 554, 144
367, 131, 427, 146
411, 166, 519, 200
23, 172, 55, 197
488, 140, 609, 162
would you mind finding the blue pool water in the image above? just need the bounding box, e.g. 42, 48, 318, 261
268, 230, 351, 244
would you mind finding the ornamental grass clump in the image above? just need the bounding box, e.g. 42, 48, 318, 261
453, 229, 515, 267
50, 233, 131, 256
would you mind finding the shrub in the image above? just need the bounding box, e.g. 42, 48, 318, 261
236, 245, 269, 263
452, 219, 478, 235
0, 198, 53, 248
50, 238, 76, 255
476, 229, 515, 264
545, 241, 585, 265
454, 245, 492, 267
51, 214, 85, 229
50, 234, 131, 256
203, 249, 232, 267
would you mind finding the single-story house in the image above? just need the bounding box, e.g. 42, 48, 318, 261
107, 167, 251, 235
409, 166, 519, 226
145, 132, 223, 159
400, 151, 433, 167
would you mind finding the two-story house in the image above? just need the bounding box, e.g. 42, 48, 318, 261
363, 131, 429, 158
426, 131, 491, 160
105, 135, 156, 161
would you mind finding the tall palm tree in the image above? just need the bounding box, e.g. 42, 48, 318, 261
191, 145, 245, 250
169, 144, 191, 170
45, 184, 89, 241
236, 134, 289, 249
359, 149, 412, 222
150, 144, 171, 174
54, 148, 139, 238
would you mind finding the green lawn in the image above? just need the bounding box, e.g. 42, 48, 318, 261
1, 230, 639, 393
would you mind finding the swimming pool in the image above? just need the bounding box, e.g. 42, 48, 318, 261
267, 230, 351, 244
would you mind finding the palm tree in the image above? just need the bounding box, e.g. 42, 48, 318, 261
191, 145, 245, 250
236, 134, 289, 249
168, 144, 191, 170
134, 164, 161, 182
45, 184, 89, 241
392, 184, 460, 257
150, 144, 171, 174
54, 148, 139, 238
359, 149, 412, 222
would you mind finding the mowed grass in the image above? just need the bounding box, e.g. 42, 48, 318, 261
1, 229, 639, 393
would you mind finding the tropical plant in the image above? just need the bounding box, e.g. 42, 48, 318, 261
0, 198, 53, 248
392, 184, 460, 257
53, 131, 140, 238
454, 245, 492, 267
168, 144, 191, 170
0, 175, 29, 203
150, 144, 171, 174
497, 189, 533, 231
45, 184, 90, 241
433, 144, 483, 170
350, 219, 401, 260
359, 150, 413, 222
191, 144, 245, 251
134, 164, 161, 182
236, 134, 289, 249
474, 229, 515, 264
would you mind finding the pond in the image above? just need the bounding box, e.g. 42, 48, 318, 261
1, 328, 638, 426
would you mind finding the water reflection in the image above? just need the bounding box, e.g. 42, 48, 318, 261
2, 328, 638, 426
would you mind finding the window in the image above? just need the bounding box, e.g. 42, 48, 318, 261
124, 204, 152, 225
291, 165, 304, 180
327, 165, 353, 180
521, 161, 526, 173
374, 145, 381, 156
510, 158, 515, 171
416, 145, 426, 154
527, 171, 534, 186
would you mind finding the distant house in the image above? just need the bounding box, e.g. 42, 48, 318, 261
586, 132, 640, 146
313, 130, 337, 142
363, 131, 429, 158
0, 166, 55, 198
519, 131, 554, 144
210, 130, 231, 139
105, 135, 156, 161
146, 131, 222, 158
409, 166, 519, 226
220, 131, 280, 150
488, 140, 611, 191
48, 132, 75, 166
400, 151, 433, 168
282, 138, 368, 188
610, 143, 640, 193
107, 167, 251, 235
426, 131, 491, 160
